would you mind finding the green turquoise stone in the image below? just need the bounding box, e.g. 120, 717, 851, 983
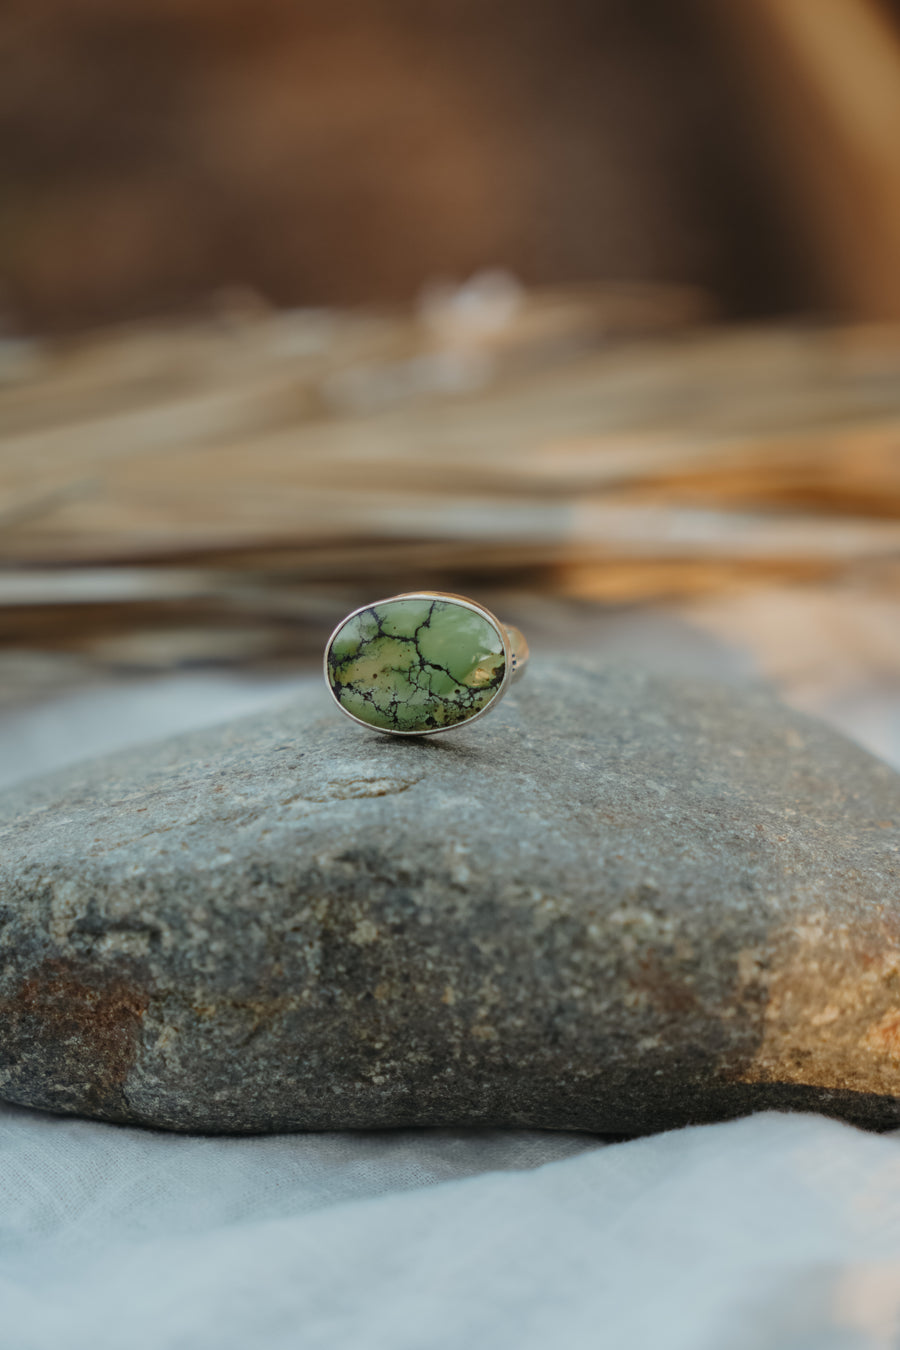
327, 597, 506, 733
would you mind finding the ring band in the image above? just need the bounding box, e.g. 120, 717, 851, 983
324, 591, 528, 736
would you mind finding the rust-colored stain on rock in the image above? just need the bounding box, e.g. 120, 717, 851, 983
0, 959, 148, 1118
631, 951, 701, 1019
863, 1011, 900, 1057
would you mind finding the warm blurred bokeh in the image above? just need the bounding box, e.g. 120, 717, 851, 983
0, 0, 808, 330
2, 0, 900, 778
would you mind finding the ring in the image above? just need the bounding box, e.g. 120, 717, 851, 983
324, 591, 529, 736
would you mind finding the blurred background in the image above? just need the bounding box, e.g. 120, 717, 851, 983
1, 0, 900, 783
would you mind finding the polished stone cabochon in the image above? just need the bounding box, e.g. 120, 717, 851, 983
326, 597, 506, 733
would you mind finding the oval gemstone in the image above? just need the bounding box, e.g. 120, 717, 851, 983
327, 597, 506, 733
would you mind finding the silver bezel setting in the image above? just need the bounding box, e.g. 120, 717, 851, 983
323, 590, 513, 736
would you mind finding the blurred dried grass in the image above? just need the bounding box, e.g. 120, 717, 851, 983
0, 280, 898, 719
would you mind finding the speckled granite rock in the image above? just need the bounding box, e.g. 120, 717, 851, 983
1, 660, 899, 1135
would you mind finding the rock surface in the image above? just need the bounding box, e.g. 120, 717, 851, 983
1, 660, 899, 1135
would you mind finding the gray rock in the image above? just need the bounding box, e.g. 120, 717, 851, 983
1, 660, 899, 1135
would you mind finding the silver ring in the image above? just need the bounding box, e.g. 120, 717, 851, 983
324, 591, 529, 736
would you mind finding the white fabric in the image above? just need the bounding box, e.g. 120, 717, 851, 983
3, 1105, 900, 1349
4, 662, 900, 1347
